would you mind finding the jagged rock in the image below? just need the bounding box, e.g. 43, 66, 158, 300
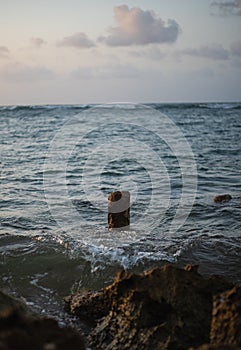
0, 291, 85, 350
65, 264, 233, 350
210, 286, 241, 346
64, 290, 111, 325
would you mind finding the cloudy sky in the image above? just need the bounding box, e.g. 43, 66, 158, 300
1, 0, 241, 104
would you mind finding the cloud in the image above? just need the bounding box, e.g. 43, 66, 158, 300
57, 32, 95, 48
30, 37, 46, 47
230, 40, 241, 57
211, 0, 241, 16
180, 44, 230, 60
71, 64, 140, 80
0, 63, 55, 83
129, 46, 166, 60
98, 5, 181, 46
0, 46, 10, 58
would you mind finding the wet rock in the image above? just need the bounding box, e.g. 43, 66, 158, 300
0, 291, 85, 350
210, 286, 241, 346
108, 191, 130, 229
65, 264, 233, 350
213, 194, 232, 203
64, 290, 111, 325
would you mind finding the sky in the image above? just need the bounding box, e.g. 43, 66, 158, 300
0, 0, 241, 104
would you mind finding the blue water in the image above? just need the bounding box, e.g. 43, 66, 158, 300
0, 103, 241, 324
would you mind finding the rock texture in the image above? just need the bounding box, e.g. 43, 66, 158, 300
65, 264, 233, 350
210, 286, 241, 347
64, 290, 111, 326
0, 291, 85, 350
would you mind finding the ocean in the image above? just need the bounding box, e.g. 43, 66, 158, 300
0, 102, 241, 326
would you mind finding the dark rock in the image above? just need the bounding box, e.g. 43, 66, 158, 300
213, 194, 232, 203
0, 291, 85, 350
191, 345, 241, 350
0, 291, 26, 314
210, 286, 241, 346
108, 191, 130, 229
65, 264, 233, 350
64, 290, 111, 325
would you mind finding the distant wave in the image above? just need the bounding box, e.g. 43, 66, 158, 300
1, 102, 241, 112
198, 102, 241, 110
147, 102, 241, 110
0, 104, 91, 112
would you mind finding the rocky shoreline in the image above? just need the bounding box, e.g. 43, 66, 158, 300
0, 290, 85, 350
1, 264, 241, 349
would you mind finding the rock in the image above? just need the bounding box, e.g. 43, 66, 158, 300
191, 344, 241, 350
210, 286, 241, 346
213, 194, 232, 203
65, 264, 233, 350
0, 290, 26, 314
0, 291, 86, 350
64, 290, 111, 326
108, 191, 130, 229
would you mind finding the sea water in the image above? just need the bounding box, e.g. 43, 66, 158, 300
0, 103, 241, 325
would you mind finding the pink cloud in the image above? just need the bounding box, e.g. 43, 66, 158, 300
99, 5, 181, 46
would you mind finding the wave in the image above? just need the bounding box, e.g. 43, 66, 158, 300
198, 102, 241, 110
0, 104, 91, 112
1, 102, 241, 112
147, 102, 241, 111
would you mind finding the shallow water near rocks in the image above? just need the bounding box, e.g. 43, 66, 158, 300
1, 102, 241, 325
